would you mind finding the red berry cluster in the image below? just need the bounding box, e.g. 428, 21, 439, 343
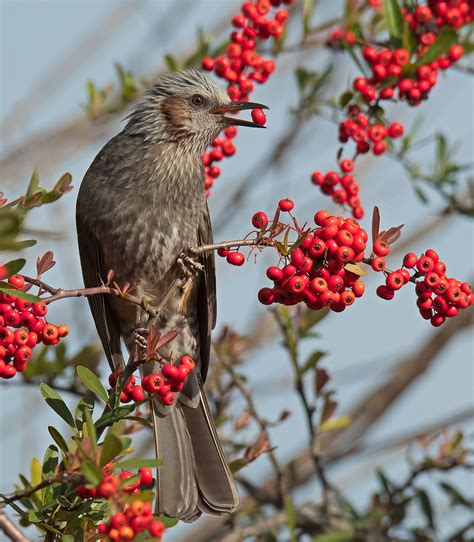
77, 464, 165, 540
257, 207, 367, 312
338, 104, 404, 156
310, 159, 365, 219
97, 501, 165, 542
0, 274, 68, 380
76, 465, 152, 500
327, 27, 356, 48
376, 249, 473, 327
405, 1, 473, 33
110, 355, 195, 407
201, 0, 292, 194
356, 43, 463, 107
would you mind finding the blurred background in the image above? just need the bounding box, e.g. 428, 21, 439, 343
1, 1, 473, 540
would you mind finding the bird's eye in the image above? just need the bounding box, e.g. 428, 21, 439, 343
191, 94, 205, 106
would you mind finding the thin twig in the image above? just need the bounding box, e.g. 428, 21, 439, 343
0, 512, 31, 542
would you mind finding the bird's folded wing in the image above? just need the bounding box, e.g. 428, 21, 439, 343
197, 203, 216, 382
76, 215, 123, 370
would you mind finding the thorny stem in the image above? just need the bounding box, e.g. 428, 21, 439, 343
0, 474, 81, 507
273, 308, 334, 514
218, 356, 285, 505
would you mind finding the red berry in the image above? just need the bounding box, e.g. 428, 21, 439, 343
180, 355, 195, 370
131, 385, 145, 402
252, 211, 268, 229
373, 240, 390, 257
386, 272, 404, 291
251, 108, 267, 126
278, 198, 294, 212
376, 285, 395, 300
162, 392, 176, 406
149, 521, 165, 538
162, 364, 179, 380
340, 159, 354, 172
139, 468, 153, 486
371, 257, 386, 272
201, 56, 214, 71
403, 252, 418, 268
8, 274, 25, 288
226, 252, 245, 266
32, 302, 47, 317
388, 122, 404, 138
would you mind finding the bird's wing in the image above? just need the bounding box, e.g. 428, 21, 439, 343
76, 208, 123, 371
197, 202, 216, 382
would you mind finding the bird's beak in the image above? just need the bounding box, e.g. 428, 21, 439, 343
210, 101, 269, 128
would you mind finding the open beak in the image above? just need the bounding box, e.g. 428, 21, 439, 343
211, 101, 269, 128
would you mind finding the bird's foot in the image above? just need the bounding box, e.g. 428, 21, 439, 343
133, 327, 149, 350
177, 251, 204, 279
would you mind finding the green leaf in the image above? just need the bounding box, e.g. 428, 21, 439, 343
284, 495, 297, 542
48, 426, 69, 454
164, 53, 179, 72
100, 433, 124, 467
82, 462, 102, 486
31, 457, 43, 505
75, 396, 95, 431
301, 351, 326, 375
0, 238, 36, 251
84, 407, 97, 451
302, 0, 315, 36
2, 258, 26, 277
320, 415, 351, 432
154, 515, 178, 529
312, 531, 353, 542
376, 469, 393, 495
229, 458, 248, 473
40, 383, 75, 428
295, 67, 311, 93
0, 285, 40, 303
384, 0, 404, 40
439, 482, 471, 509
339, 91, 354, 109
114, 458, 162, 470
417, 489, 435, 529
77, 366, 109, 402
25, 170, 40, 199
402, 19, 417, 56
95, 404, 136, 429
297, 307, 330, 337
42, 445, 58, 477
414, 185, 429, 204
416, 28, 458, 67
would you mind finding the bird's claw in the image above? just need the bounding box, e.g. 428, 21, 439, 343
177, 251, 204, 278
133, 327, 149, 350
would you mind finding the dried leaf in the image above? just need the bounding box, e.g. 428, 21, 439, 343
234, 410, 252, 430
278, 409, 291, 422
36, 251, 56, 277
372, 206, 380, 244
379, 224, 404, 245
321, 398, 337, 425
344, 263, 367, 276
315, 367, 330, 394
153, 329, 178, 351
106, 269, 115, 284
244, 430, 273, 463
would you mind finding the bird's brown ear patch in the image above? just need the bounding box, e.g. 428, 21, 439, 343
161, 96, 191, 126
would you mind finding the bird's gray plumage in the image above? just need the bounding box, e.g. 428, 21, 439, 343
76, 69, 241, 520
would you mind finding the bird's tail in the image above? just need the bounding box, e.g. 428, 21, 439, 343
152, 383, 239, 521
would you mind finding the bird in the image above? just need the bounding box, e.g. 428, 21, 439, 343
76, 68, 267, 521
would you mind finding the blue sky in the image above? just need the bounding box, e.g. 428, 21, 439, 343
1, 1, 473, 539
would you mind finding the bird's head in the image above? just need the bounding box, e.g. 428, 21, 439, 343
125, 69, 268, 151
